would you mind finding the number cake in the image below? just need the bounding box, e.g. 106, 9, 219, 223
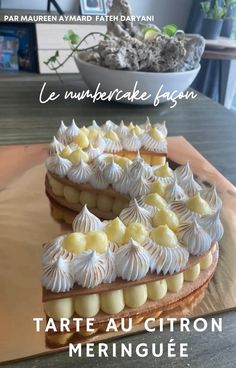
42, 119, 223, 346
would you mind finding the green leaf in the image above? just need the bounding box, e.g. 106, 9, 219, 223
163, 24, 178, 36
63, 29, 80, 45
44, 50, 59, 65
142, 26, 160, 34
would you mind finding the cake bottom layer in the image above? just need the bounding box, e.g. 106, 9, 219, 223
45, 268, 211, 349
44, 247, 218, 350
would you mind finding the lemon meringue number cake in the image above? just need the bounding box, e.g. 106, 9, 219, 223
42, 118, 223, 344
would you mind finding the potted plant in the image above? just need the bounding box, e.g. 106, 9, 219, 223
221, 0, 236, 37
201, 0, 227, 39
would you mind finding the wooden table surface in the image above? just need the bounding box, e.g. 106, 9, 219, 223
1, 74, 236, 368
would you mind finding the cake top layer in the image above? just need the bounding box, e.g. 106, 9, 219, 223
42, 162, 224, 293
48, 117, 168, 156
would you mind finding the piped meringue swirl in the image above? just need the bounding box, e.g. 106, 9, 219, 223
103, 159, 123, 184
119, 198, 152, 228
48, 136, 65, 156
74, 250, 106, 288
165, 177, 187, 201
56, 120, 68, 145
103, 248, 117, 283
200, 184, 222, 211
72, 205, 103, 232
122, 131, 142, 151
144, 240, 189, 275
198, 210, 224, 243
42, 235, 65, 265
67, 159, 92, 184
42, 253, 74, 292
177, 217, 212, 255
116, 239, 150, 281
45, 155, 72, 177
141, 132, 167, 153
66, 120, 80, 143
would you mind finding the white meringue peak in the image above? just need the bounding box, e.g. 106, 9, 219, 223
42, 235, 65, 265
198, 210, 224, 243
103, 248, 117, 283
169, 200, 194, 223
119, 198, 152, 228
42, 253, 74, 292
177, 217, 212, 256
144, 240, 189, 275
89, 167, 109, 189
45, 155, 72, 177
113, 163, 131, 195
117, 120, 129, 138
129, 175, 151, 198
122, 131, 142, 151
181, 173, 202, 197
48, 136, 65, 156
103, 159, 123, 184
200, 184, 222, 211
85, 143, 103, 161
141, 132, 167, 153
56, 120, 68, 145
175, 161, 192, 185
72, 205, 103, 233
116, 239, 150, 281
104, 137, 123, 153
165, 177, 187, 202
74, 250, 106, 288
102, 120, 117, 132
66, 120, 80, 143
67, 159, 92, 184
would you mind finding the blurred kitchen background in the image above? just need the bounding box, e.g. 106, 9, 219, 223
0, 0, 236, 111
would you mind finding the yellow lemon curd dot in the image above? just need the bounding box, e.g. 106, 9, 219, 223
80, 126, 89, 136
69, 148, 89, 164
130, 125, 144, 136
186, 193, 212, 216
86, 231, 108, 253
60, 146, 72, 159
44, 297, 74, 320
150, 225, 178, 247
64, 186, 80, 203
152, 208, 179, 232
116, 157, 132, 169
73, 132, 89, 148
149, 127, 164, 141
80, 190, 97, 208
154, 162, 173, 177
88, 129, 102, 141
105, 217, 126, 244
50, 178, 64, 197
105, 130, 120, 142
150, 181, 166, 196
128, 122, 135, 130
63, 232, 87, 254
144, 193, 167, 210
124, 223, 148, 244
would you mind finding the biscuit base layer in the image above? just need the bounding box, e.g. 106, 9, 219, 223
45, 250, 217, 345
45, 173, 129, 220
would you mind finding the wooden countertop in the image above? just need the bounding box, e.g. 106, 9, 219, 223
1, 74, 236, 368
